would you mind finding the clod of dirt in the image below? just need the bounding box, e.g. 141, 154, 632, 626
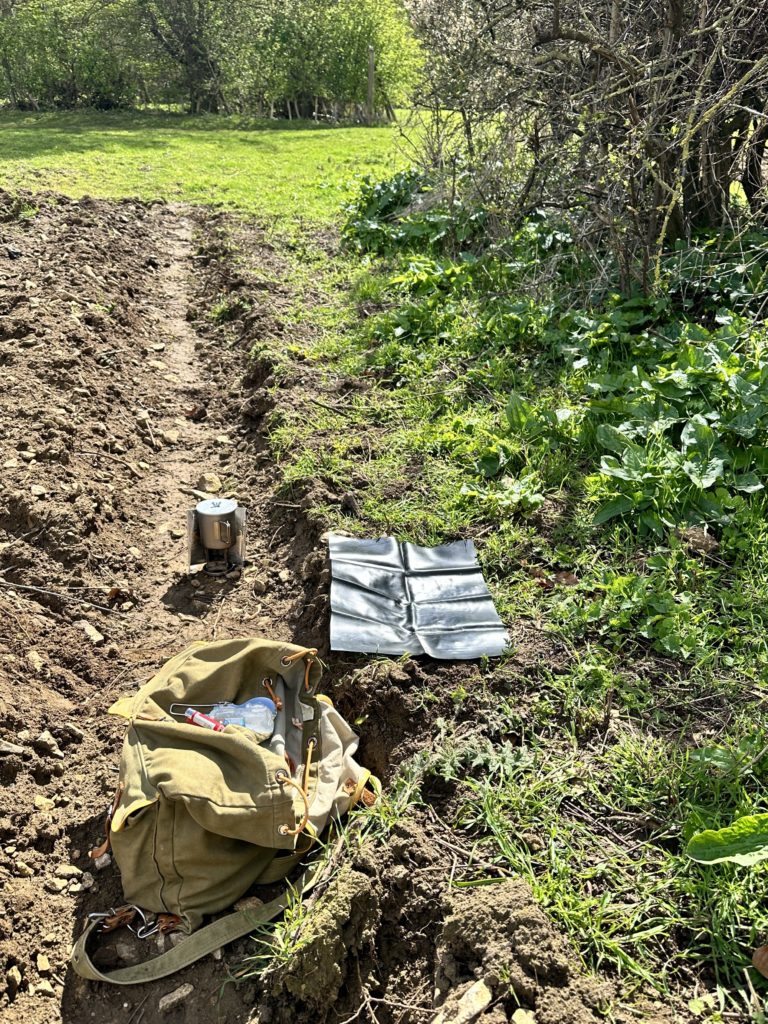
268, 864, 380, 1008
435, 880, 612, 1024
6, 965, 22, 999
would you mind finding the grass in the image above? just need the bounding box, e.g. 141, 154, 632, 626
0, 109, 404, 227
6, 108, 768, 1018
261, 195, 768, 1017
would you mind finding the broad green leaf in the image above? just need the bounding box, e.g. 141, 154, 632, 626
686, 813, 768, 865
593, 495, 635, 524
595, 423, 635, 454
600, 455, 641, 482
733, 472, 764, 494
688, 746, 739, 772
681, 418, 715, 455
506, 392, 532, 433
683, 458, 724, 489
639, 511, 664, 537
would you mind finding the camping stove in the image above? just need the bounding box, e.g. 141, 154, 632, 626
187, 498, 247, 576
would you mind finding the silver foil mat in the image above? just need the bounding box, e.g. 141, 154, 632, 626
329, 535, 509, 659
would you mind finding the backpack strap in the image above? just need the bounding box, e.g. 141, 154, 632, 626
70, 862, 320, 985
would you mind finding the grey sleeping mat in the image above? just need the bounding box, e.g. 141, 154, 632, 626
328, 535, 509, 659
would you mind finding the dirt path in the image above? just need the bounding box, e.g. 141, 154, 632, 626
0, 194, 305, 1024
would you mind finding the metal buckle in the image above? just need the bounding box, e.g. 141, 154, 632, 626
87, 908, 116, 928
126, 905, 159, 939
87, 904, 160, 938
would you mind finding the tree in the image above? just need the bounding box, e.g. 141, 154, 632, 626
137, 0, 225, 112
405, 0, 768, 289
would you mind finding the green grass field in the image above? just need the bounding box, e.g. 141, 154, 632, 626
0, 109, 403, 225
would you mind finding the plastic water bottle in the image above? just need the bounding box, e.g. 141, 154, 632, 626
210, 697, 277, 738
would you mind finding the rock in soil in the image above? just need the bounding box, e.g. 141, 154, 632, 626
158, 983, 194, 1013
32, 730, 64, 759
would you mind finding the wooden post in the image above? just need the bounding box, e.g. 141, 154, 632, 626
367, 45, 375, 125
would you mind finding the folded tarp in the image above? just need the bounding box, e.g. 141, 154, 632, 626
328, 535, 509, 659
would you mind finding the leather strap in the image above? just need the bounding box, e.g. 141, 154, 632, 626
70, 861, 321, 985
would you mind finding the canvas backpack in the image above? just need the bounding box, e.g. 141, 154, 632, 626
71, 637, 377, 984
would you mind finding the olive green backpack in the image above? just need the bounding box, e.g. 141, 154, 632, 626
71, 637, 377, 984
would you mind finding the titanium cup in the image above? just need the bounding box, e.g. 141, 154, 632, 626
195, 497, 238, 551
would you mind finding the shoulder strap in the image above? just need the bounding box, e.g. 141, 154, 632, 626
70, 862, 319, 985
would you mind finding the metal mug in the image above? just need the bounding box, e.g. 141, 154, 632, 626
195, 498, 238, 551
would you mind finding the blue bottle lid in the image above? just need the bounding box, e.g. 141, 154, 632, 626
243, 697, 276, 715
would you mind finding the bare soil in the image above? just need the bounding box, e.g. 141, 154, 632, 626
0, 193, 613, 1024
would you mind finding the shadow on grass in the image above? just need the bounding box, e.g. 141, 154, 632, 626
0, 108, 388, 162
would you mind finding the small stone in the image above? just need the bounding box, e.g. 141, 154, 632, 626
138, 461, 151, 471
75, 620, 105, 646
146, 359, 166, 371
55, 863, 82, 879
93, 852, 112, 871
42, 933, 57, 946
30, 484, 46, 498
34, 794, 56, 812
195, 471, 222, 493
128, 546, 141, 558
233, 895, 264, 912
35, 980, 55, 997
27, 650, 44, 673
215, 435, 231, 446
250, 575, 268, 595
68, 882, 83, 894
278, 568, 290, 582
116, 941, 141, 965
6, 965, 22, 997
160, 429, 180, 445
0, 740, 24, 756
169, 527, 185, 540
33, 730, 65, 759
81, 871, 95, 889
14, 859, 34, 878
159, 983, 194, 1013
211, 947, 223, 961
511, 1012, 536, 1024
36, 953, 51, 974
321, 529, 351, 543
448, 980, 493, 1024
44, 878, 68, 893
17, 729, 30, 742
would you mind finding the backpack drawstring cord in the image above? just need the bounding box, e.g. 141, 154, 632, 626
275, 767, 310, 836
281, 648, 318, 692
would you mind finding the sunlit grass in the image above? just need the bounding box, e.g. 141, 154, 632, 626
0, 109, 405, 226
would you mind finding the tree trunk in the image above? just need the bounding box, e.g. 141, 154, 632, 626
743, 116, 768, 215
